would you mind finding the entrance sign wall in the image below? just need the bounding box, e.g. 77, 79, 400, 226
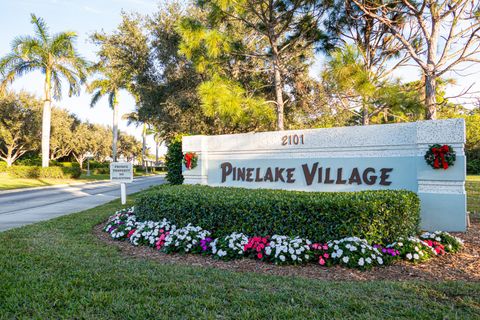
182, 119, 467, 231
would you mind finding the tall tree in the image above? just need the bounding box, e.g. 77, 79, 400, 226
140, 2, 216, 138
71, 123, 112, 168
322, 45, 423, 124
118, 133, 143, 162
87, 70, 122, 161
180, 0, 328, 130
122, 111, 149, 168
351, 0, 480, 119
147, 126, 164, 165
49, 107, 78, 160
0, 14, 87, 167
0, 91, 41, 166
90, 13, 150, 161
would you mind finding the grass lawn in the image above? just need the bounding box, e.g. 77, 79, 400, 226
0, 194, 479, 319
0, 175, 92, 190
467, 175, 480, 213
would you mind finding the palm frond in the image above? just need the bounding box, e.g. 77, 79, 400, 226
50, 31, 76, 57
90, 90, 103, 108
54, 64, 81, 97
87, 78, 111, 94
108, 90, 117, 109
10, 35, 39, 54
30, 14, 50, 44
122, 111, 140, 126
51, 70, 62, 100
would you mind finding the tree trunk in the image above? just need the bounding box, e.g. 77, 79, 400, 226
6, 157, 13, 167
155, 141, 159, 166
273, 64, 284, 130
112, 103, 119, 162
42, 71, 52, 168
362, 101, 369, 125
425, 73, 437, 120
142, 124, 146, 171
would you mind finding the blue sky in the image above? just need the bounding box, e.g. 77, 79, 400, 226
0, 0, 478, 157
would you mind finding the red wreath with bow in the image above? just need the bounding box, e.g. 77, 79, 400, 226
183, 152, 198, 170
424, 144, 456, 170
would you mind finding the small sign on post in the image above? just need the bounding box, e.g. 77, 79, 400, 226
110, 162, 133, 205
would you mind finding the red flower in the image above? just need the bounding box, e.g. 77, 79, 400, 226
257, 253, 263, 259
127, 229, 136, 238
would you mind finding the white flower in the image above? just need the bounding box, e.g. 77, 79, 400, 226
366, 257, 372, 264
406, 253, 413, 260
291, 254, 297, 261
358, 258, 365, 266
342, 256, 349, 264
377, 257, 383, 265
279, 255, 286, 262
413, 253, 419, 260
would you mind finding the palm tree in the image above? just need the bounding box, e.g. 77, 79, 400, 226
87, 70, 122, 161
0, 14, 88, 167
147, 126, 164, 166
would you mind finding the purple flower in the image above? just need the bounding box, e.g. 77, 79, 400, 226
200, 237, 213, 251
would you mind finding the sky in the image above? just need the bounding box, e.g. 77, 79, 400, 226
0, 0, 478, 158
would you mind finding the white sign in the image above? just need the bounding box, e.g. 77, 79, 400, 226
110, 162, 133, 183
182, 119, 467, 232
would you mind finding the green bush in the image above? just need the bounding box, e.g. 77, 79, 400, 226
57, 161, 80, 168
135, 185, 420, 244
93, 167, 109, 175
7, 165, 81, 179
88, 161, 110, 169
467, 159, 480, 175
0, 161, 6, 172
165, 135, 184, 185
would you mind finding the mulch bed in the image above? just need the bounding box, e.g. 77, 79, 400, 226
93, 219, 480, 281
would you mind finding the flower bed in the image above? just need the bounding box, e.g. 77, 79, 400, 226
103, 207, 464, 270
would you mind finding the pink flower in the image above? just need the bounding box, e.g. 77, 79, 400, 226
257, 253, 263, 259
319, 258, 325, 265
127, 229, 136, 238
323, 253, 329, 259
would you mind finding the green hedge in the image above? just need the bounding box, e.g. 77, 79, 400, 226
165, 135, 183, 185
135, 185, 420, 244
7, 165, 82, 179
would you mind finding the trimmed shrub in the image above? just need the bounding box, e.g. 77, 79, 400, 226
135, 185, 420, 244
7, 165, 81, 179
165, 135, 184, 185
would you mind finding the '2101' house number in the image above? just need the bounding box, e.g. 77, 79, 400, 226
281, 134, 304, 146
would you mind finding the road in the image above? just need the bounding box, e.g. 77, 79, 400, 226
0, 175, 165, 232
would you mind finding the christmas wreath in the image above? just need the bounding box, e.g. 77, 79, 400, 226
424, 144, 456, 170
183, 152, 198, 170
